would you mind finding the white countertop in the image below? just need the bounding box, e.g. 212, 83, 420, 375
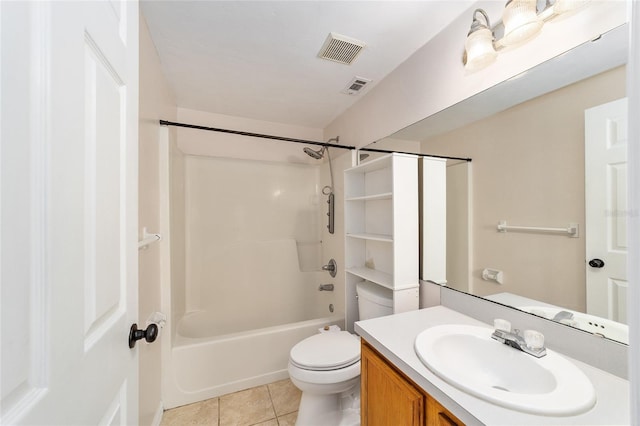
355, 306, 630, 426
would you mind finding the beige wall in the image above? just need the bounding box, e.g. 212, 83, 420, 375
139, 15, 177, 426
445, 161, 471, 293
176, 107, 323, 162
422, 66, 626, 311
324, 1, 626, 148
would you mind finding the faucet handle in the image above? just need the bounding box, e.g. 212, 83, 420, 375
493, 318, 512, 332
524, 330, 545, 350
321, 258, 337, 278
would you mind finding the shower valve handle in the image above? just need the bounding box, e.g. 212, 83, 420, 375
322, 259, 337, 278
128, 323, 158, 348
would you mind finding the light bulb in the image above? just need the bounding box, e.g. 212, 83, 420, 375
553, 0, 590, 15
465, 27, 497, 72
464, 9, 497, 72
502, 0, 543, 46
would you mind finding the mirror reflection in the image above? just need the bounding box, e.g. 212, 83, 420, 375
362, 24, 629, 344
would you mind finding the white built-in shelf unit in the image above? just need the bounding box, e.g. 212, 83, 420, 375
344, 153, 419, 331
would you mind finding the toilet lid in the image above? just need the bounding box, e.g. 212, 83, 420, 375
290, 331, 360, 371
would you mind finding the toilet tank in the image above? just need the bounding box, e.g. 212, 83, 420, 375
356, 281, 393, 320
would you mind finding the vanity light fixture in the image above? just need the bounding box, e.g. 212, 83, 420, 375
552, 0, 591, 15
502, 0, 543, 46
463, 0, 591, 72
464, 9, 498, 72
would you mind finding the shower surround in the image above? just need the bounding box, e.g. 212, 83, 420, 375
185, 156, 325, 324
162, 139, 343, 408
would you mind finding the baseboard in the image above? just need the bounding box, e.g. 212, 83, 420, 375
151, 401, 164, 426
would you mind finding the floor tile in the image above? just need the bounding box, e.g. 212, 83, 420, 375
267, 379, 301, 416
276, 411, 297, 426
219, 385, 276, 426
160, 398, 219, 426
252, 419, 278, 426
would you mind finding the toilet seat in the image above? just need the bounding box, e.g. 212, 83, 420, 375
288, 360, 361, 386
289, 331, 360, 371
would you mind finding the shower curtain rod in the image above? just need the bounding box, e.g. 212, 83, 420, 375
159, 120, 355, 150
359, 147, 472, 162
159, 120, 472, 162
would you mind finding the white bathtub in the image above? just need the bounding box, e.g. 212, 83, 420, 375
163, 314, 344, 409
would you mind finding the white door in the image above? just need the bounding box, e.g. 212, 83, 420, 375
585, 98, 628, 323
1, 1, 139, 424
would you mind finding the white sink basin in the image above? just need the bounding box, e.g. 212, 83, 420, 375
518, 306, 629, 344
414, 324, 596, 416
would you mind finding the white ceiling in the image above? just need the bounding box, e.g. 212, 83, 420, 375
140, 1, 474, 129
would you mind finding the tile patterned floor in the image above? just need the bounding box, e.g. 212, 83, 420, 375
160, 379, 301, 426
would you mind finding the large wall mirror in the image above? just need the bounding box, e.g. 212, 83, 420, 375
362, 24, 630, 344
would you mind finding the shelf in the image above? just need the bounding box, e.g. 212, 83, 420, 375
344, 152, 420, 330
346, 267, 393, 289
346, 232, 393, 242
345, 192, 393, 202
345, 154, 393, 174
346, 268, 420, 291
345, 152, 417, 175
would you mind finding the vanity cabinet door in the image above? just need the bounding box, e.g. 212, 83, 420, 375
426, 396, 463, 426
361, 341, 424, 426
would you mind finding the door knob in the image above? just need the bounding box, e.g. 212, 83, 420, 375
129, 323, 158, 348
588, 258, 605, 268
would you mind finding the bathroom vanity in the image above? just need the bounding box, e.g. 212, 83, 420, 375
355, 306, 630, 426
361, 340, 462, 425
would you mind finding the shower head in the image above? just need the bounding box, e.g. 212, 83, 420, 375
303, 136, 338, 160
303, 146, 326, 159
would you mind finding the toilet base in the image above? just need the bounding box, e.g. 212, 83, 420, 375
295, 384, 360, 426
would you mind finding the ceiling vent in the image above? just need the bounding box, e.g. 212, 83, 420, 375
341, 76, 372, 95
318, 32, 366, 65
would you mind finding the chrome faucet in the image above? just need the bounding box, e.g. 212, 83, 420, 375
491, 328, 547, 358
318, 284, 334, 291
322, 258, 337, 277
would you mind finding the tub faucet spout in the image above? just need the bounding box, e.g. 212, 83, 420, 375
318, 284, 334, 291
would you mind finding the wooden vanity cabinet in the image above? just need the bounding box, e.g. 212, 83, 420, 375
361, 340, 424, 425
361, 340, 464, 426
426, 397, 463, 426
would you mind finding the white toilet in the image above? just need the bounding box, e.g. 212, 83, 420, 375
288, 281, 393, 425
